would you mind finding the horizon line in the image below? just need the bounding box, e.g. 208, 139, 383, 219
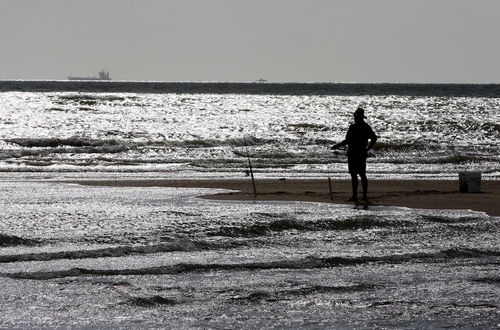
1, 79, 500, 85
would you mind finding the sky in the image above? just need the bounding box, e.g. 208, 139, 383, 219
1, 0, 499, 83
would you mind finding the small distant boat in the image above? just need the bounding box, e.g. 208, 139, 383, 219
68, 70, 111, 81
256, 78, 268, 83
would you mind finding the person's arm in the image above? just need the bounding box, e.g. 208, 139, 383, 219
331, 139, 348, 150
367, 129, 377, 151
332, 125, 351, 150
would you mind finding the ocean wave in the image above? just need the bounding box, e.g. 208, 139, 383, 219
378, 153, 497, 165
288, 123, 330, 131
481, 122, 500, 134
374, 141, 437, 152
5, 248, 497, 280
111, 288, 180, 306
439, 247, 500, 258
163, 136, 274, 148
473, 277, 500, 284
57, 94, 127, 103
374, 142, 494, 157
0, 239, 215, 263
3, 136, 273, 150
4, 137, 494, 163
0, 166, 193, 173
5, 137, 124, 149
429, 154, 494, 164
206, 216, 408, 237
125, 295, 179, 306
230, 283, 378, 303
0, 234, 37, 247
421, 215, 485, 224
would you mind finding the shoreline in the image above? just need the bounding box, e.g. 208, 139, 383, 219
61, 178, 500, 217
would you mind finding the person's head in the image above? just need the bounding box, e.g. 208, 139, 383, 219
353, 107, 366, 122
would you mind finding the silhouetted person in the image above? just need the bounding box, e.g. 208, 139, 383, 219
332, 107, 377, 202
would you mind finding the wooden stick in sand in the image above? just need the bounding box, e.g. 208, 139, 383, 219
244, 138, 257, 198
328, 177, 334, 201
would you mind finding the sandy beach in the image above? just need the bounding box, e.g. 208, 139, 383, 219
65, 178, 500, 217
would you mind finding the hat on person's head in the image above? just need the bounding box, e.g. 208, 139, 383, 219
354, 107, 366, 118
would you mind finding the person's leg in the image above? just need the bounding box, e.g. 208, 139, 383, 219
360, 173, 368, 201
349, 173, 358, 201
359, 155, 368, 201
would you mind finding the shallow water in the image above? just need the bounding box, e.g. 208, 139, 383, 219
1, 181, 498, 328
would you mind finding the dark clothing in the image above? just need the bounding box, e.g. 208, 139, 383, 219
345, 121, 377, 155
344, 121, 376, 174
348, 153, 367, 175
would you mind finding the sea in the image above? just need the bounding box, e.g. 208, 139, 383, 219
0, 81, 499, 328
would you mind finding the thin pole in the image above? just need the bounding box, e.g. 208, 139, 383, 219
328, 177, 334, 201
245, 138, 257, 198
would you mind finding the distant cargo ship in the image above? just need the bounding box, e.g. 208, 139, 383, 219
68, 70, 111, 81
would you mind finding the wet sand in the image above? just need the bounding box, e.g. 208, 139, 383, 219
64, 178, 500, 217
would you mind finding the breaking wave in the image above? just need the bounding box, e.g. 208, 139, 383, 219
110, 288, 180, 306
125, 295, 179, 306
207, 216, 409, 237
0, 239, 223, 263
0, 234, 37, 247
5, 137, 123, 149
3, 248, 498, 280
57, 94, 128, 102
421, 215, 486, 224
3, 136, 273, 150
374, 141, 441, 152
229, 283, 379, 303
